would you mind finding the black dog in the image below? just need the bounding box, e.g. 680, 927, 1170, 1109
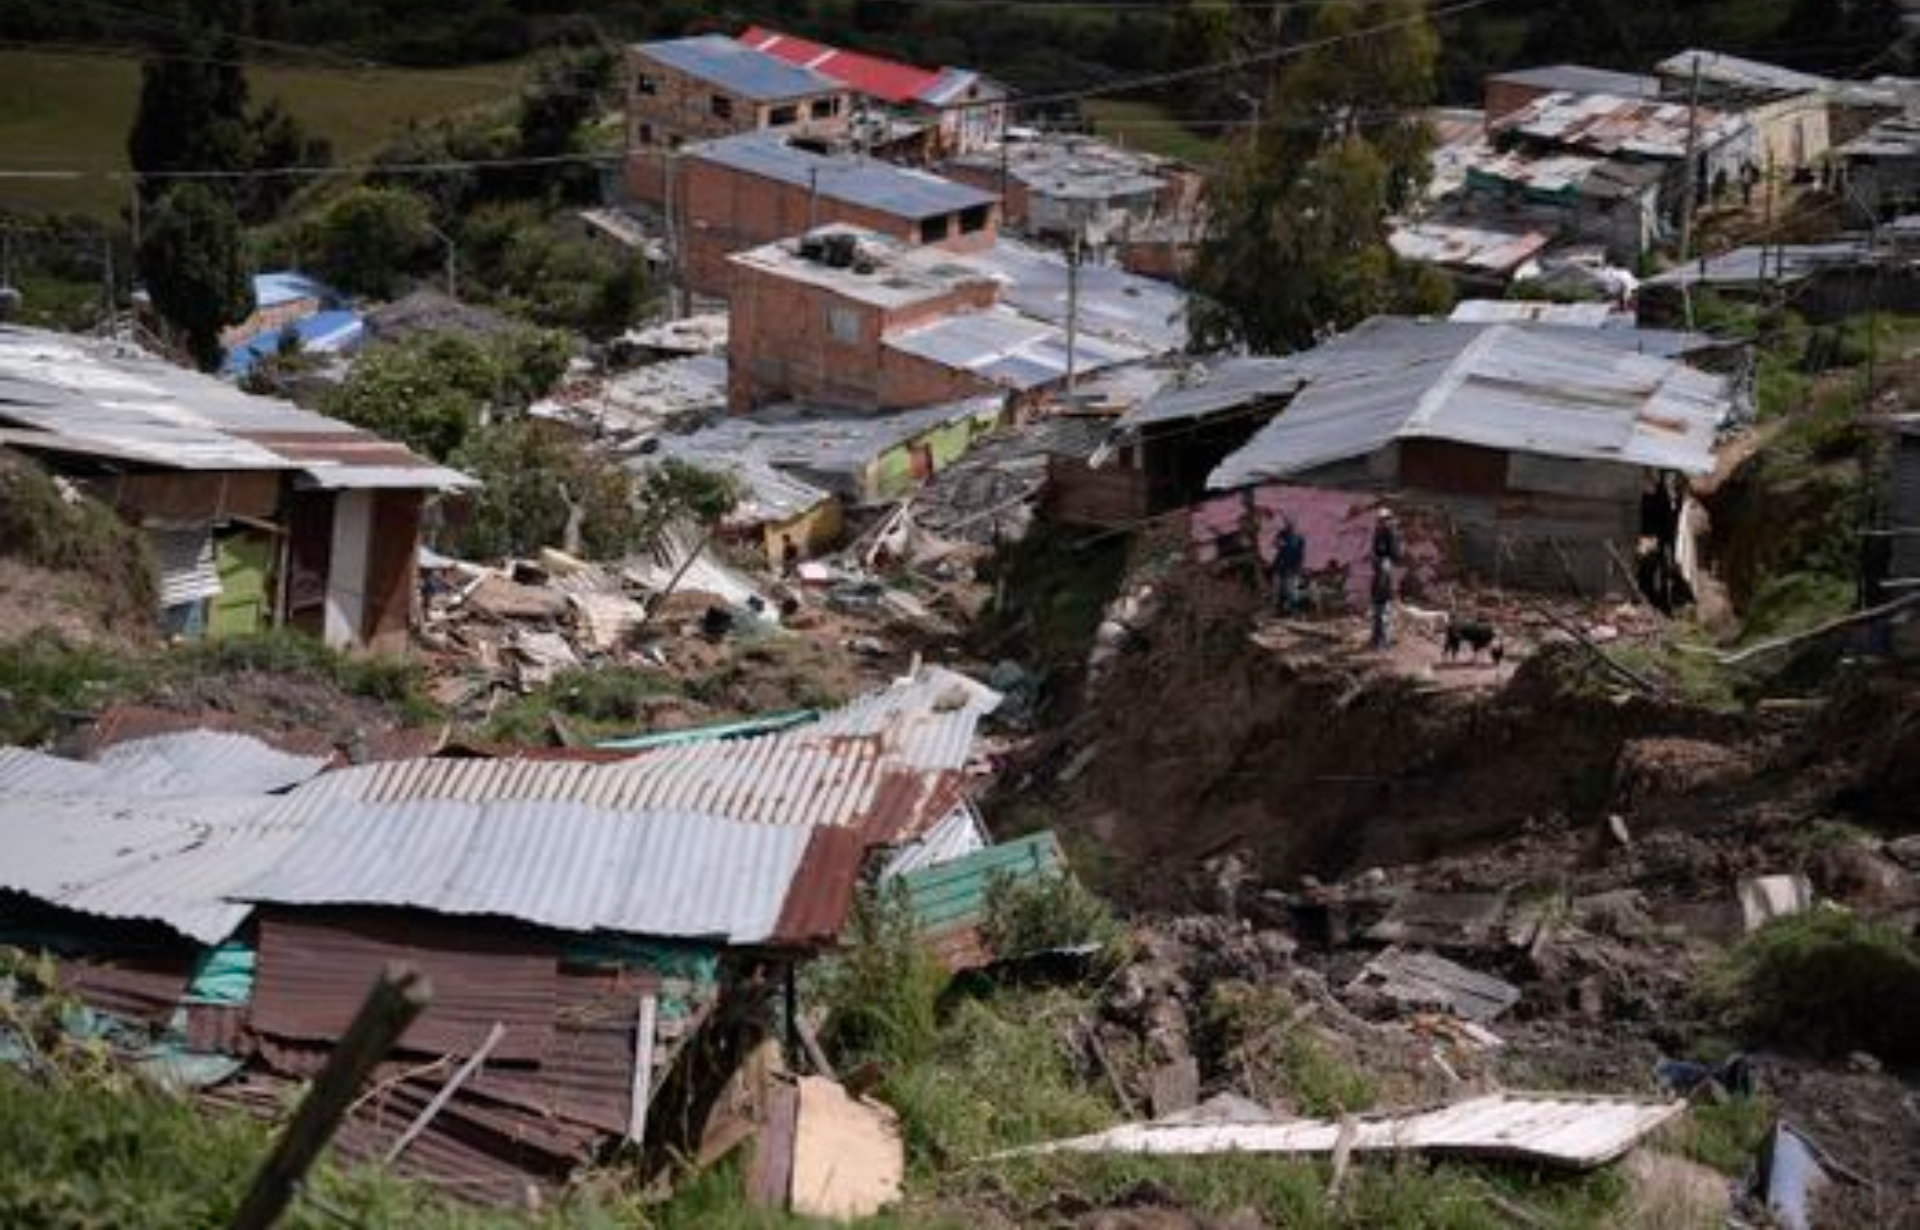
1443, 618, 1503, 664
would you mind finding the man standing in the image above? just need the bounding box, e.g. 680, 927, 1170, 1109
1273, 516, 1306, 615
1370, 507, 1400, 650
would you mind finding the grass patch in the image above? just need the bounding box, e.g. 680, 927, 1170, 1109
1083, 98, 1223, 167
0, 1065, 630, 1228
483, 665, 679, 745
0, 451, 156, 630
1199, 982, 1378, 1117
884, 990, 1116, 1171
981, 868, 1122, 962
1674, 1096, 1777, 1175
0, 628, 436, 746
1706, 909, 1920, 1062
0, 50, 516, 216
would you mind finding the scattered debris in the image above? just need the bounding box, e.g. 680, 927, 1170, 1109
1346, 948, 1521, 1024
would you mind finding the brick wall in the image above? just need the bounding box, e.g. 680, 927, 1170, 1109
674, 158, 999, 298
1484, 79, 1551, 123
727, 256, 997, 412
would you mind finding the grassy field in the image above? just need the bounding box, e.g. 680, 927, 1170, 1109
1082, 98, 1225, 168
0, 50, 519, 217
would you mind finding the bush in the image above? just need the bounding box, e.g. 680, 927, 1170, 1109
816, 880, 949, 1072
1709, 909, 1920, 1061
482, 666, 676, 744
882, 989, 1115, 1169
303, 185, 436, 298
0, 632, 145, 745
448, 420, 643, 561
981, 870, 1121, 960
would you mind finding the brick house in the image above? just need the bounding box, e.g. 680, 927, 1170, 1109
626, 35, 851, 203
726, 226, 1151, 414
673, 133, 1000, 298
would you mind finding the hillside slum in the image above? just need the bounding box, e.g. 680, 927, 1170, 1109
3, 24, 1920, 1230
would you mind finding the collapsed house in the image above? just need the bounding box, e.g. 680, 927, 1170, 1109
0, 325, 471, 650
0, 665, 1005, 1205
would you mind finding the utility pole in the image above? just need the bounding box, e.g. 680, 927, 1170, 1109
99, 227, 114, 335
1064, 227, 1081, 401
808, 166, 820, 231
664, 149, 684, 317
1762, 152, 1776, 295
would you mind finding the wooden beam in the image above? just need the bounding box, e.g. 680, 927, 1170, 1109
383, 1022, 507, 1165
628, 989, 659, 1144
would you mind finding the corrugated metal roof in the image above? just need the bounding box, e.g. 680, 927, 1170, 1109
1642, 241, 1873, 288
1019, 1092, 1685, 1169
1450, 300, 1623, 327
637, 34, 841, 102
1121, 356, 1309, 430
1389, 221, 1551, 276
654, 396, 1003, 499
93, 730, 332, 796
1655, 50, 1829, 98
253, 271, 337, 309
0, 790, 290, 944
739, 26, 943, 105
1489, 64, 1659, 99
236, 801, 817, 944
886, 307, 1148, 391
1209, 318, 1729, 489
955, 239, 1189, 354
0, 325, 472, 489
1494, 90, 1749, 160
688, 132, 996, 219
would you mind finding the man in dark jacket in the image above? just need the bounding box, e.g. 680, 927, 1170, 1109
1370, 507, 1399, 650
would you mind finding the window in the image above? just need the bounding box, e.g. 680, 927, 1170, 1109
769, 104, 799, 126
958, 204, 992, 235
711, 94, 734, 120
638, 123, 654, 145
637, 74, 657, 96
826, 304, 864, 344
811, 97, 837, 119
919, 215, 951, 244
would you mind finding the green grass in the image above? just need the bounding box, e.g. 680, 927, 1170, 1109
1673, 1096, 1777, 1176
0, 1065, 635, 1228
1083, 98, 1224, 168
0, 50, 518, 216
1706, 910, 1920, 1062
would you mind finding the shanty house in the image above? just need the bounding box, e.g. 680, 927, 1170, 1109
943, 133, 1202, 246
0, 325, 471, 650
673, 132, 1001, 297
1457, 150, 1668, 264
1483, 64, 1659, 123
0, 665, 1003, 1203
1655, 51, 1831, 182
1490, 90, 1757, 221
626, 35, 852, 203
739, 27, 1008, 158
1837, 118, 1920, 222
1202, 319, 1730, 595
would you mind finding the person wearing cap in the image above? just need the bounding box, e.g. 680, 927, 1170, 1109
1369, 507, 1400, 650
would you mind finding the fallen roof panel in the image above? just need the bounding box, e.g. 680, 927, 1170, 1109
1016, 1092, 1685, 1170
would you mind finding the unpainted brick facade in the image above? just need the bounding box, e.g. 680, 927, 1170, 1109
727, 254, 999, 413
674, 156, 1000, 299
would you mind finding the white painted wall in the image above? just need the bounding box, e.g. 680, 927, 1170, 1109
323, 489, 373, 649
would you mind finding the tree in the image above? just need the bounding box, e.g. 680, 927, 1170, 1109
137, 185, 252, 371
305, 186, 435, 298
448, 420, 643, 560
324, 328, 572, 461
127, 28, 329, 222
1190, 0, 1449, 352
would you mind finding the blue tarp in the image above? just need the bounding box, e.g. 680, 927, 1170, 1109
222, 309, 365, 378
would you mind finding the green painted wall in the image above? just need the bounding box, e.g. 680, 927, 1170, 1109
210, 532, 272, 638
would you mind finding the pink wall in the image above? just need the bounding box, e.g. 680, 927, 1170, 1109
1188, 483, 1448, 608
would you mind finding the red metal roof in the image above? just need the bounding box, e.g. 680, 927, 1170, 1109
739, 26, 941, 106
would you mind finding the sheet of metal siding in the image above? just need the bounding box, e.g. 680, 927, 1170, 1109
1024, 1093, 1684, 1169
252, 911, 557, 1061
897, 830, 1062, 931
0, 747, 113, 794
93, 730, 331, 796
236, 801, 814, 944
148, 526, 222, 608
880, 804, 988, 878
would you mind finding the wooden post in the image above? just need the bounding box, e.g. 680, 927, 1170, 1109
230, 963, 431, 1230
628, 989, 659, 1143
